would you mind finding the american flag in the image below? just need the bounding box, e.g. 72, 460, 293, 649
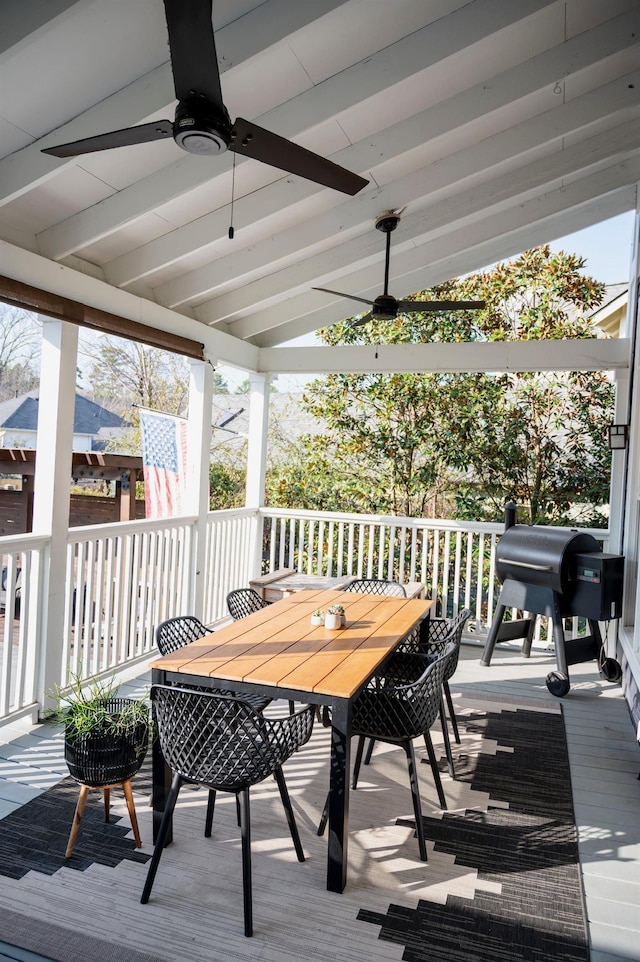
138, 407, 187, 519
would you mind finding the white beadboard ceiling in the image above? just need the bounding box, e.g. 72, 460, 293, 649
1, 0, 639, 372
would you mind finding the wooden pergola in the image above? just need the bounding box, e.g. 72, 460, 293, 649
0, 448, 143, 534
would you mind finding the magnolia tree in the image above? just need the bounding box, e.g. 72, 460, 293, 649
268, 246, 614, 526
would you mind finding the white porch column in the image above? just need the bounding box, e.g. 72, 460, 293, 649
245, 373, 271, 578
32, 317, 78, 709
622, 200, 640, 633
184, 357, 214, 619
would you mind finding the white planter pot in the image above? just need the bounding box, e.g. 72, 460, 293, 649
310, 614, 324, 626
324, 613, 341, 630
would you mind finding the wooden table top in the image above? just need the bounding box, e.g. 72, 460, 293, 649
150, 589, 432, 700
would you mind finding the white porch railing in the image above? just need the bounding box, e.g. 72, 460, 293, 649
202, 508, 258, 626
0, 507, 610, 726
0, 534, 48, 721
63, 516, 198, 684
259, 507, 609, 640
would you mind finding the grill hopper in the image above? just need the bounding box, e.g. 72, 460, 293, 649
481, 513, 623, 696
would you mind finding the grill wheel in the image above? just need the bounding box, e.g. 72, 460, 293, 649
546, 671, 570, 697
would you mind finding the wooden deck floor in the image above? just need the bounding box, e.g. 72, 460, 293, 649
0, 642, 638, 962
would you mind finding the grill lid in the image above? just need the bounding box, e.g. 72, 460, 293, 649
496, 525, 600, 594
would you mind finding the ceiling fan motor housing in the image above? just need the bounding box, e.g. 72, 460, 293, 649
372, 293, 399, 319
375, 213, 400, 234
174, 98, 231, 155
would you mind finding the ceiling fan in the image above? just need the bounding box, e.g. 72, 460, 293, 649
41, 0, 368, 197
314, 212, 485, 324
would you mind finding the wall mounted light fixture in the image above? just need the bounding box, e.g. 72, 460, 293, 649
608, 423, 629, 450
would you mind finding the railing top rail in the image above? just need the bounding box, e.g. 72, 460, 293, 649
207, 507, 259, 521
0, 532, 50, 551
67, 514, 199, 543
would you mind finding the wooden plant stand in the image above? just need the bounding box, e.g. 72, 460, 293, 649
65, 778, 142, 858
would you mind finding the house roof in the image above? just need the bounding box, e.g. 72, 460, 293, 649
0, 392, 124, 434
1, 2, 639, 376
590, 282, 629, 338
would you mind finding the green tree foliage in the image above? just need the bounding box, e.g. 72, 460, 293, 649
269, 246, 613, 525
209, 462, 246, 509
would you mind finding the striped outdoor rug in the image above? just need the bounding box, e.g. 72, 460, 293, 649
360, 706, 589, 961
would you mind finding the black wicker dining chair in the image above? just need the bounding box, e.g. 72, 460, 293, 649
318, 640, 455, 862
141, 685, 314, 936
421, 608, 472, 746
344, 578, 407, 597
226, 587, 269, 620
369, 607, 473, 778
154, 615, 273, 842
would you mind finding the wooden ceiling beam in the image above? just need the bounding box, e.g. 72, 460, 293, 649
0, 275, 205, 360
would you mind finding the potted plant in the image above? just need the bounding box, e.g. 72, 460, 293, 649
325, 604, 344, 630
310, 608, 325, 626
49, 673, 150, 789
48, 673, 151, 857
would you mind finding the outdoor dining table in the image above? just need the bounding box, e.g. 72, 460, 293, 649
149, 588, 433, 893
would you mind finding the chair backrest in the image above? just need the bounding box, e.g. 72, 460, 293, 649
353, 640, 456, 741
426, 608, 472, 679
426, 608, 472, 646
344, 578, 406, 597
150, 684, 313, 792
226, 588, 269, 621
155, 615, 208, 655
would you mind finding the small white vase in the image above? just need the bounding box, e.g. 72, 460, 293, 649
310, 614, 324, 626
324, 612, 341, 630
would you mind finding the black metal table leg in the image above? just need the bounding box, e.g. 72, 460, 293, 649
327, 697, 351, 893
151, 668, 173, 845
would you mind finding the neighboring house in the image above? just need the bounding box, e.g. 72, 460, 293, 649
0, 391, 126, 451
590, 282, 628, 338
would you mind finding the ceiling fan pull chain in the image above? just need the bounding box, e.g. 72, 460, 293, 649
228, 152, 236, 240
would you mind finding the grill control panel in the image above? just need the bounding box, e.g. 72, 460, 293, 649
571, 552, 624, 621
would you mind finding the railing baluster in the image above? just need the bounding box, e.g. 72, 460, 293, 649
346, 522, 354, 575
336, 521, 344, 575
441, 529, 451, 617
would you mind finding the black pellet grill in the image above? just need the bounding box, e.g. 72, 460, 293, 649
481, 507, 623, 696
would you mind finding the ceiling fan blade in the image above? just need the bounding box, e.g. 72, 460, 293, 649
231, 118, 368, 195
396, 299, 486, 312
313, 287, 374, 307
352, 313, 374, 327
41, 121, 174, 158
163, 0, 224, 107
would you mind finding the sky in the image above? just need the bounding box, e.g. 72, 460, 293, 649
218, 209, 638, 393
